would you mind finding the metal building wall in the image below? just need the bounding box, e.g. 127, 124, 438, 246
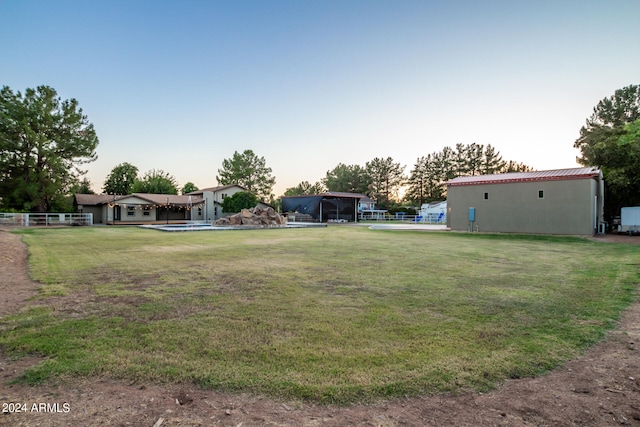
447, 178, 602, 235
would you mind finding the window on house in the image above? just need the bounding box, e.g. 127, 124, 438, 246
143, 206, 151, 216
127, 206, 135, 216
484, 192, 489, 200
538, 190, 544, 199
221, 193, 227, 199
198, 207, 202, 216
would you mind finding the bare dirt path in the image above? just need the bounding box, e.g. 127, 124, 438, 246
1, 229, 639, 426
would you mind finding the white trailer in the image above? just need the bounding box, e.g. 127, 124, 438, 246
619, 206, 640, 234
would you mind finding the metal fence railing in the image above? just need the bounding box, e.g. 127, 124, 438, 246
357, 213, 447, 224
0, 213, 93, 227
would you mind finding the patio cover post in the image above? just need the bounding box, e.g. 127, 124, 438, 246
354, 198, 358, 223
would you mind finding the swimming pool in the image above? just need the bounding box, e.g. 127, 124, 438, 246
140, 222, 326, 232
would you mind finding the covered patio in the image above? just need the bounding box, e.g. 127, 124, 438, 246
281, 194, 361, 222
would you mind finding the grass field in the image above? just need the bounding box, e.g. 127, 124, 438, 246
2, 226, 639, 404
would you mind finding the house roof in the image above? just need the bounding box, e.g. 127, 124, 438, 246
188, 184, 276, 207
420, 201, 447, 208
74, 194, 119, 205
187, 184, 248, 194
325, 191, 370, 200
284, 192, 370, 201
446, 167, 602, 187
125, 193, 204, 206
74, 193, 204, 206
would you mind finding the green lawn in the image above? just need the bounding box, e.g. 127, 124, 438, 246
2, 226, 638, 403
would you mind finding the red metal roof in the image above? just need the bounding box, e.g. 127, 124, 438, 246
446, 167, 601, 187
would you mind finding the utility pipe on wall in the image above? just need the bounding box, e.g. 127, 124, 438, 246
594, 195, 597, 234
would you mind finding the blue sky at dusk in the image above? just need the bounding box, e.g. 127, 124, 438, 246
2, 0, 639, 196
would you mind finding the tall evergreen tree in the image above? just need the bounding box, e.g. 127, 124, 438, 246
465, 143, 485, 176
284, 181, 325, 196
481, 144, 506, 175
365, 157, 405, 210
435, 146, 458, 182
0, 85, 98, 211
216, 149, 275, 200
453, 143, 469, 177
71, 177, 95, 195
405, 156, 429, 206
501, 160, 533, 173
323, 163, 370, 194
406, 144, 529, 202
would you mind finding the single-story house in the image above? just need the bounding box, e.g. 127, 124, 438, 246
445, 167, 605, 235
74, 194, 117, 224
75, 184, 270, 224
74, 193, 205, 224
282, 192, 377, 222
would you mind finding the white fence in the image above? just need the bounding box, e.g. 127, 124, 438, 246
357, 213, 446, 224
0, 213, 93, 227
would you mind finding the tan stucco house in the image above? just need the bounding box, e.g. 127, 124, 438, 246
445, 167, 605, 235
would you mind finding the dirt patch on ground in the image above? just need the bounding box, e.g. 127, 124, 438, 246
0, 230, 38, 318
1, 229, 639, 426
589, 233, 640, 245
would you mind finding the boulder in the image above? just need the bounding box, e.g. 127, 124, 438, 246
241, 217, 259, 226
213, 206, 287, 227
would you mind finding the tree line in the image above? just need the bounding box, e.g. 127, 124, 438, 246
2, 83, 638, 220
285, 144, 532, 209
573, 84, 640, 221
100, 149, 275, 199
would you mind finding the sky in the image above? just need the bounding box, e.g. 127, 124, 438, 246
2, 0, 639, 197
